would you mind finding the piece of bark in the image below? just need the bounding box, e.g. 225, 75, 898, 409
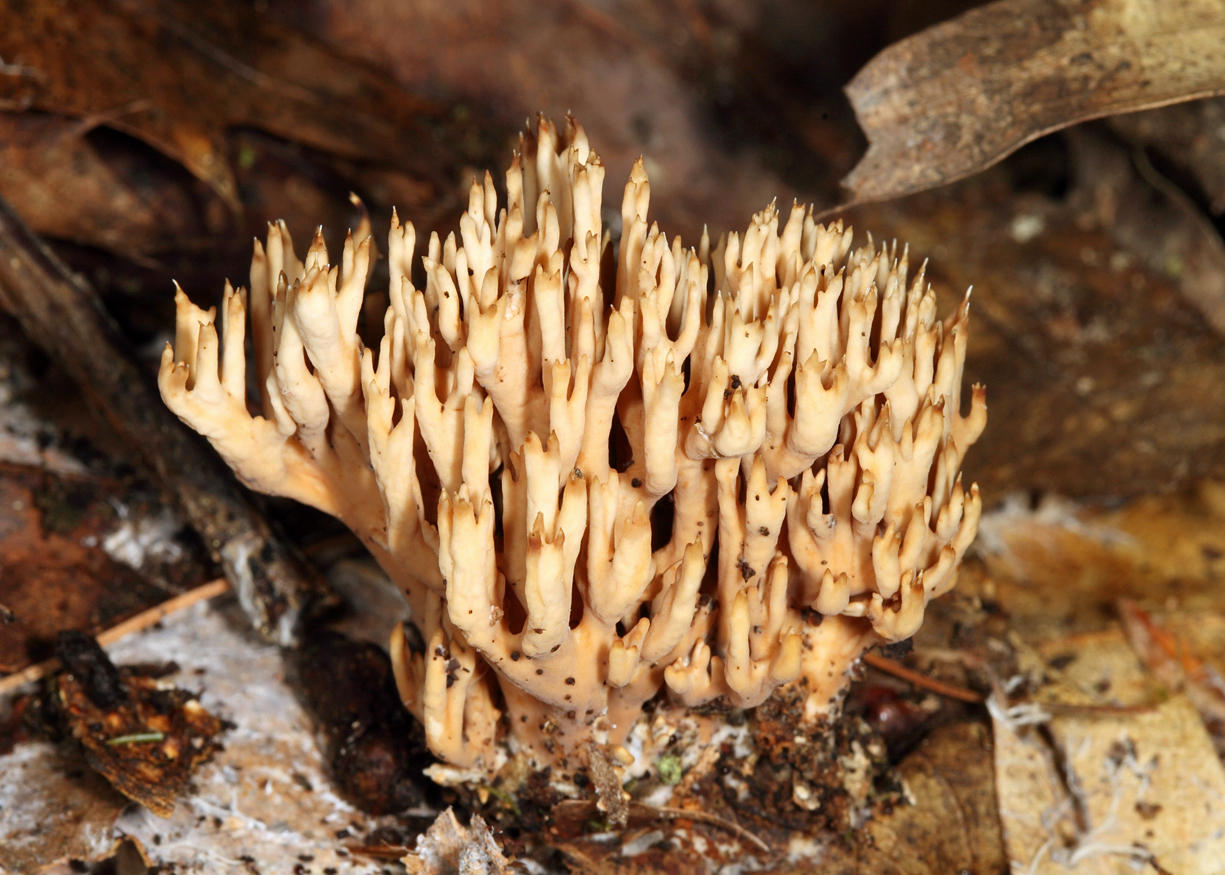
0, 196, 327, 645
50, 631, 226, 818
843, 0, 1225, 205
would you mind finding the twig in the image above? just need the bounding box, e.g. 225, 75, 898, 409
554, 798, 772, 855
0, 578, 230, 696
106, 731, 166, 746
553, 843, 603, 872
862, 651, 985, 703
643, 805, 771, 855
342, 844, 409, 860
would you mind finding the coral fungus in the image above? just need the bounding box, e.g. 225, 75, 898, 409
160, 116, 985, 775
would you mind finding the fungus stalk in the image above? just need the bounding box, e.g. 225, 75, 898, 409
160, 117, 986, 774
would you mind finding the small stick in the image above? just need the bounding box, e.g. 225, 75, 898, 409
648, 805, 771, 854
342, 844, 409, 860
863, 651, 984, 704
0, 578, 230, 696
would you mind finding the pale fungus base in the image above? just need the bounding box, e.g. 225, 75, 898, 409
160, 116, 985, 778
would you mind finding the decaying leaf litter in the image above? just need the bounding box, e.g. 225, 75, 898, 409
3, 0, 1225, 871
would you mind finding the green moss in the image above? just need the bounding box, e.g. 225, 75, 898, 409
657, 753, 684, 785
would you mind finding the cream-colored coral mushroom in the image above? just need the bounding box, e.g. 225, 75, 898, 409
160, 116, 986, 774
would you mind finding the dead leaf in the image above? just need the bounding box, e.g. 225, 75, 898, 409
1110, 96, 1225, 216
816, 721, 1006, 874
1117, 599, 1225, 727
992, 630, 1225, 873
0, 0, 474, 211
843, 0, 1225, 205
401, 809, 512, 874
970, 485, 1225, 872
974, 482, 1225, 641
0, 114, 205, 260
0, 463, 183, 673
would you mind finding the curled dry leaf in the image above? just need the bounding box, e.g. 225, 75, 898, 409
401, 808, 512, 875
843, 0, 1225, 205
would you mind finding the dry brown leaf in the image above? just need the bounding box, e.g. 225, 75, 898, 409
974, 482, 1225, 641
401, 809, 512, 874
843, 0, 1225, 205
816, 721, 1006, 874
1117, 599, 1225, 728
0, 464, 186, 673
0, 114, 205, 259
0, 0, 469, 211
970, 485, 1225, 872
992, 630, 1225, 873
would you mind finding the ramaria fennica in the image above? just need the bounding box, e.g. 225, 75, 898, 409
160, 116, 985, 777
